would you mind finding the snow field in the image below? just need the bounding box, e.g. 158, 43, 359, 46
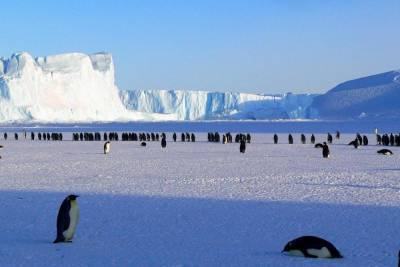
0, 133, 398, 266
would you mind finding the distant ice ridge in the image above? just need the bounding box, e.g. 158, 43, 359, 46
119, 89, 317, 120
310, 70, 400, 119
0, 52, 175, 122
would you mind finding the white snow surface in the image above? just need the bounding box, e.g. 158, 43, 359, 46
0, 133, 399, 266
120, 89, 316, 120
0, 52, 175, 122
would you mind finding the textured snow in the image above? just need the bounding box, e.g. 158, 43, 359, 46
0, 131, 399, 266
120, 89, 316, 120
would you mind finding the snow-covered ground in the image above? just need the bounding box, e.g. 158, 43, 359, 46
0, 132, 399, 266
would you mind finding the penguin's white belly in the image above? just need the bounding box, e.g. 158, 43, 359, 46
307, 247, 331, 258
104, 144, 110, 154
287, 250, 304, 257
63, 201, 79, 241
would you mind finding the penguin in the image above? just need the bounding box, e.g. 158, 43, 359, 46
273, 134, 278, 144
327, 133, 333, 144
398, 250, 400, 267
288, 134, 293, 144
348, 139, 359, 149
53, 195, 80, 243
336, 131, 340, 139
104, 141, 111, 154
161, 137, 166, 148
356, 133, 363, 145
377, 149, 393, 155
301, 134, 306, 144
282, 236, 342, 258
314, 143, 323, 148
141, 142, 147, 147
362, 135, 368, 146
310, 134, 316, 144
239, 139, 246, 153
322, 142, 330, 158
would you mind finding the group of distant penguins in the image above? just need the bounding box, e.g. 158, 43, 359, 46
3, 132, 63, 141
0, 129, 398, 262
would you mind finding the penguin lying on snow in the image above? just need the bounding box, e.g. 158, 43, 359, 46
314, 143, 323, 148
103, 141, 111, 154
141, 142, 147, 147
54, 195, 80, 243
282, 236, 342, 258
377, 149, 393, 155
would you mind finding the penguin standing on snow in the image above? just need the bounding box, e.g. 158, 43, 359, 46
310, 134, 315, 144
161, 137, 167, 148
103, 141, 111, 154
273, 134, 278, 144
327, 133, 333, 144
54, 195, 80, 243
282, 236, 342, 258
322, 142, 330, 158
301, 134, 306, 144
288, 134, 293, 144
239, 139, 246, 153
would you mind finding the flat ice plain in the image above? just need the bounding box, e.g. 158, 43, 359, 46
0, 123, 399, 266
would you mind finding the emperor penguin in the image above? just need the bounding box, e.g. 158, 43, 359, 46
310, 134, 316, 144
314, 143, 323, 148
322, 142, 330, 158
282, 236, 342, 258
377, 149, 393, 155
161, 137, 167, 148
273, 134, 278, 144
239, 139, 246, 153
53, 195, 80, 243
104, 141, 111, 154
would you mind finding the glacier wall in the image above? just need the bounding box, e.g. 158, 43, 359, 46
0, 52, 174, 122
119, 89, 317, 120
0, 51, 317, 123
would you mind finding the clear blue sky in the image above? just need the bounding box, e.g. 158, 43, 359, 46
1, 0, 399, 94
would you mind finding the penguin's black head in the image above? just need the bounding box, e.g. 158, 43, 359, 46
67, 195, 79, 200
